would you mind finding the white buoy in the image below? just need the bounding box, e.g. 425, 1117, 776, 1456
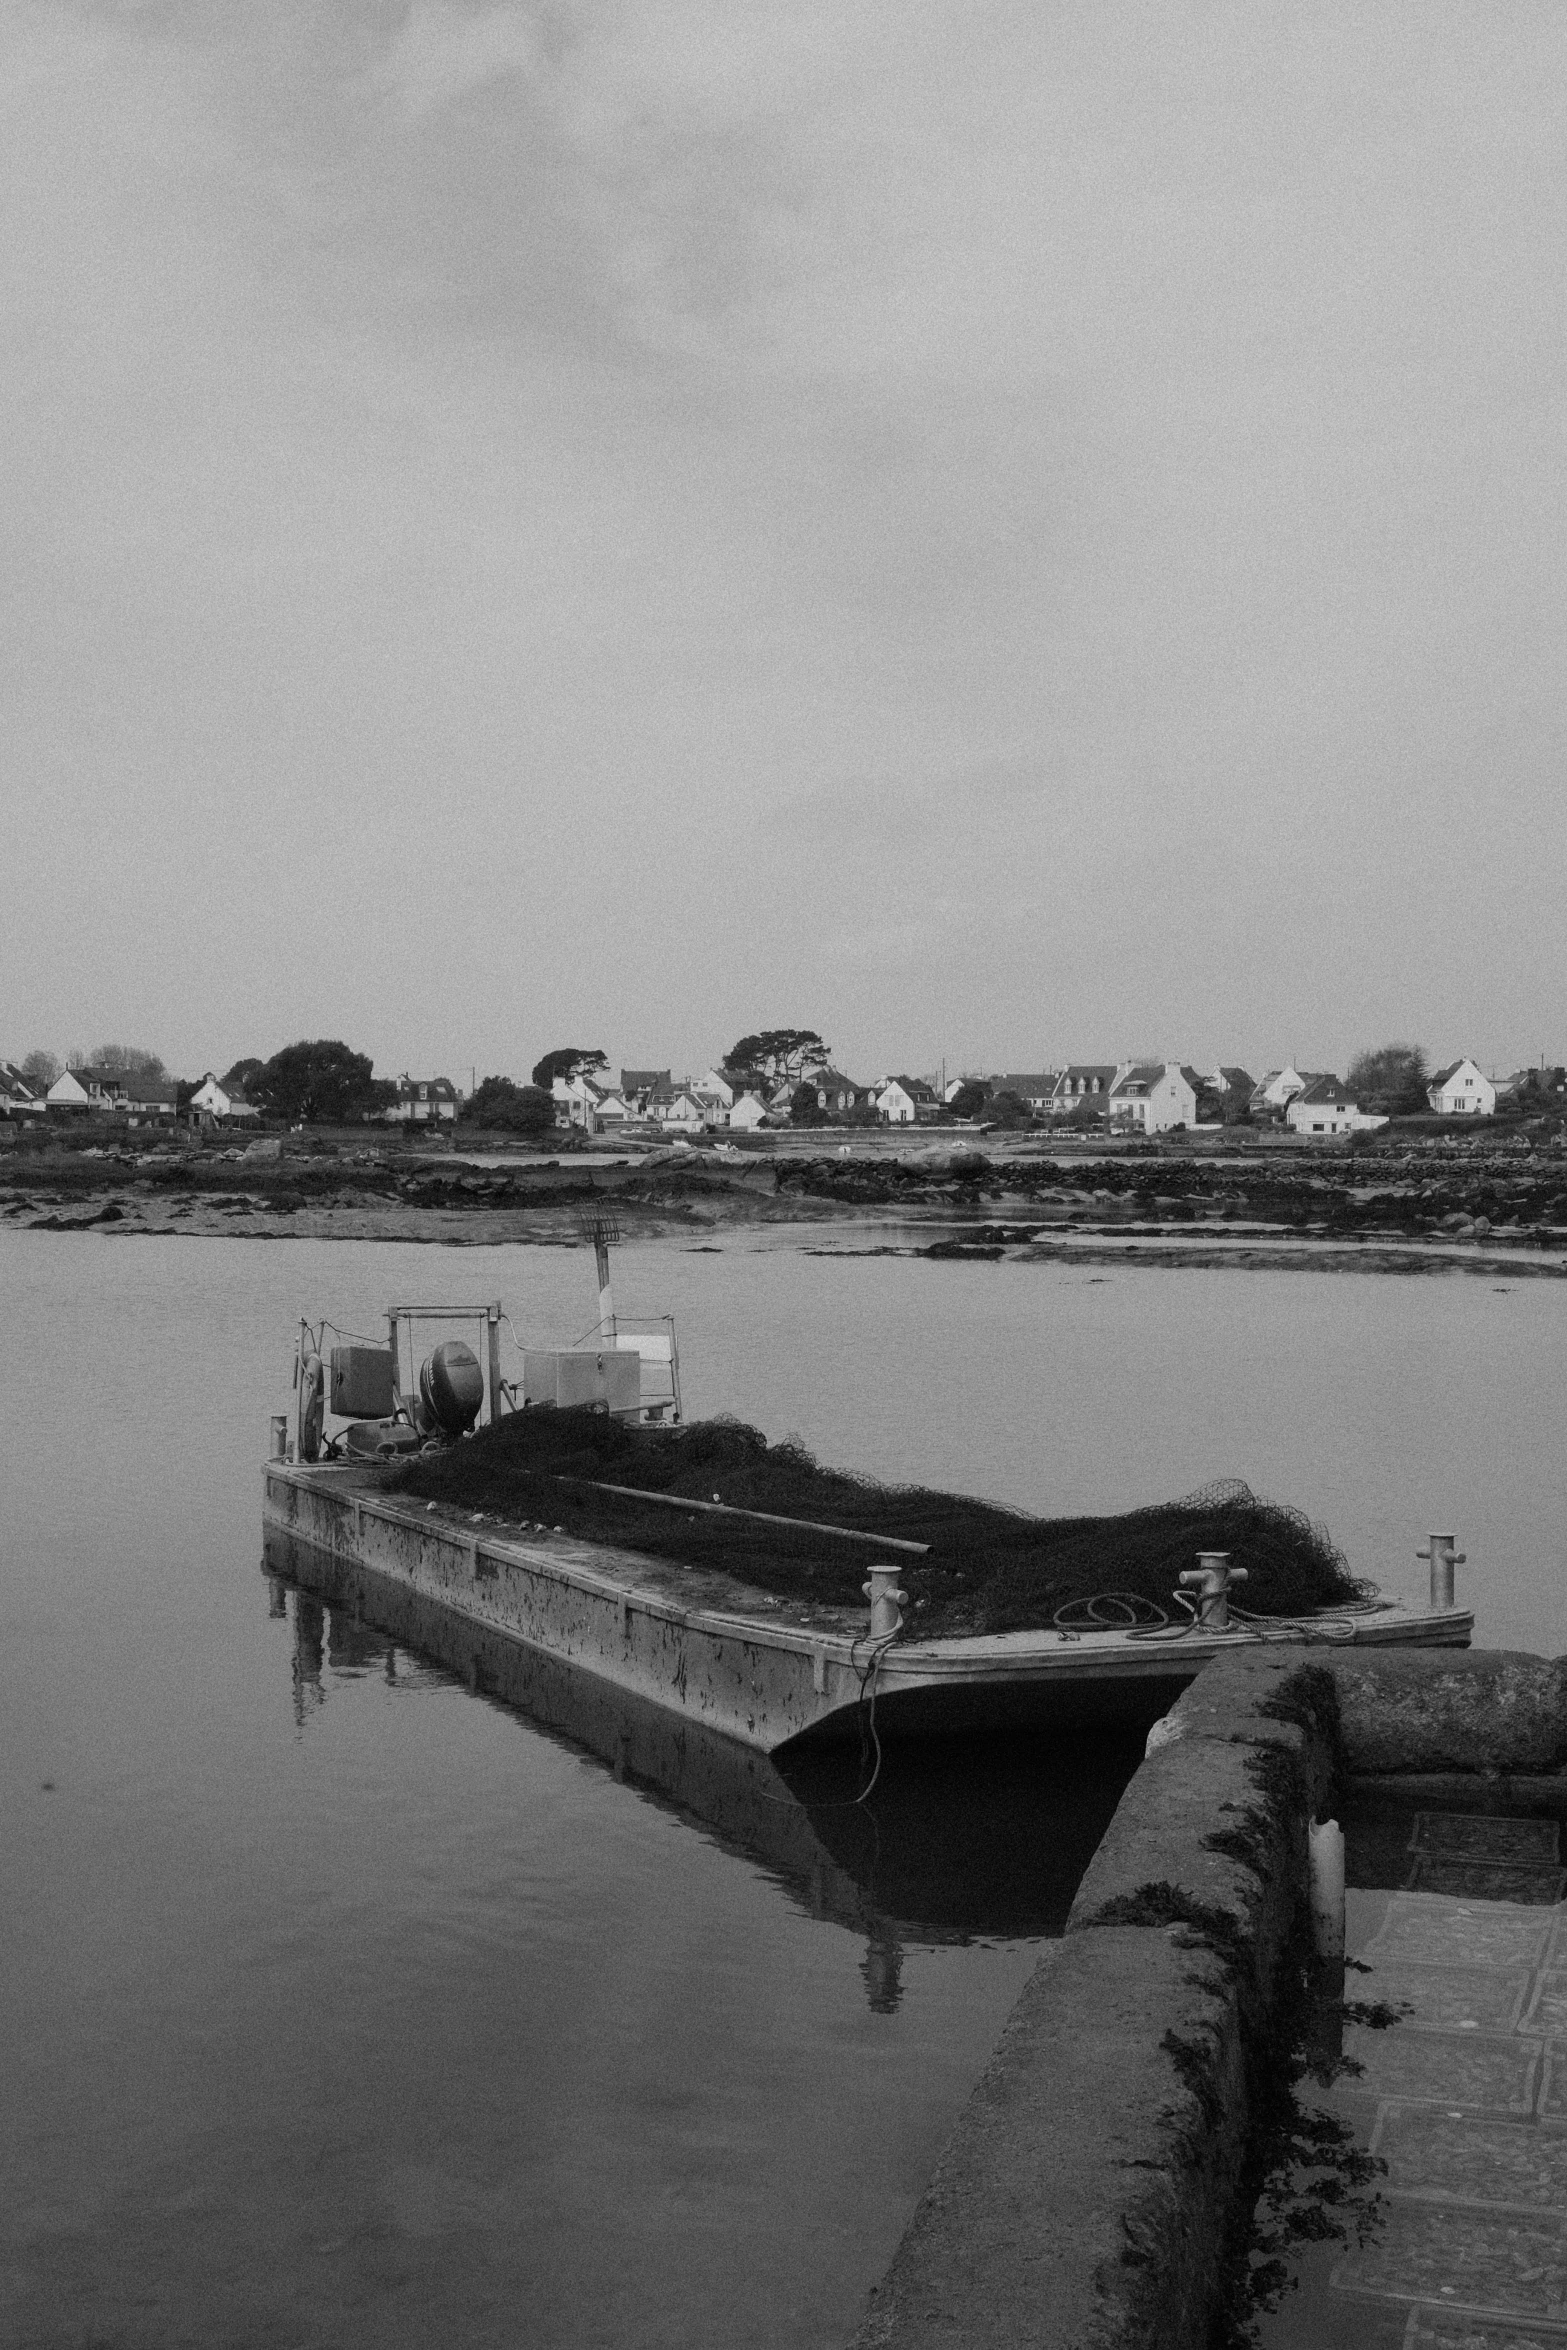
1309, 1819, 1346, 1959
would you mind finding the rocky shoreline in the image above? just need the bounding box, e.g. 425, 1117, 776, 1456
4, 1133, 1567, 1273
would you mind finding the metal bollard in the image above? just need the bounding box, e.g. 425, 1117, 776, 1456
269, 1413, 288, 1461
1417, 1532, 1465, 1609
863, 1563, 908, 1641
1177, 1551, 1249, 1631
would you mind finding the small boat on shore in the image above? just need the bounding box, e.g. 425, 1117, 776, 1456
262, 1238, 1474, 1754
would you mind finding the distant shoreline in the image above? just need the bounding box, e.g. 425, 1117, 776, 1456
4, 1134, 1566, 1274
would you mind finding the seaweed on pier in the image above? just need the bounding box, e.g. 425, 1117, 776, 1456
390, 1408, 1367, 1639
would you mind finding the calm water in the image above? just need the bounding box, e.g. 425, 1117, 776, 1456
4, 1230, 1565, 2347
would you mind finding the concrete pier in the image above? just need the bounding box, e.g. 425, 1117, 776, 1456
850, 1647, 1567, 2350
851, 1648, 1334, 2348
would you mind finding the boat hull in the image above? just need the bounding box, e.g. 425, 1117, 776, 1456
262, 1462, 1474, 1754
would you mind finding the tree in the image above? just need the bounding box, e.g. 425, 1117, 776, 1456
986, 1089, 1032, 1128
249, 1040, 386, 1124
788, 1082, 828, 1126
20, 1049, 60, 1087
460, 1076, 553, 1134
221, 1057, 266, 1097
948, 1081, 989, 1121
722, 1030, 831, 1088
531, 1046, 608, 1091
1347, 1043, 1429, 1117
92, 1044, 168, 1083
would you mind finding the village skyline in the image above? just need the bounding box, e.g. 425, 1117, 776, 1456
5, 1035, 1554, 1138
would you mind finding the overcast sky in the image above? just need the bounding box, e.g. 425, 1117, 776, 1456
4, 2, 1564, 1086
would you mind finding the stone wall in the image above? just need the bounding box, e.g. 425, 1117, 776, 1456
852, 1643, 1567, 2348
850, 1650, 1338, 2349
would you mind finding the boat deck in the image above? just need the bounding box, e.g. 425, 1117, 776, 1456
263, 1459, 1474, 1752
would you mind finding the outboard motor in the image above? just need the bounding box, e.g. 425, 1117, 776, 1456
418, 1339, 485, 1438
297, 1352, 325, 1462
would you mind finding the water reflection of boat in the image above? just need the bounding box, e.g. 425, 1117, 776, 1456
262, 1542, 1141, 2009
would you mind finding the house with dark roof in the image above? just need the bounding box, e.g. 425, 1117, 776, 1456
381, 1076, 458, 1125
44, 1066, 179, 1116
872, 1076, 939, 1125
1049, 1065, 1121, 1114
1496, 1066, 1567, 1109
1109, 1063, 1200, 1133
986, 1073, 1058, 1114
47, 1066, 127, 1111
620, 1069, 672, 1113
125, 1078, 180, 1116
0, 1062, 39, 1113
807, 1068, 869, 1117
1284, 1075, 1385, 1136
1206, 1066, 1255, 1098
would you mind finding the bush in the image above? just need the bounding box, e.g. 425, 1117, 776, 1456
460, 1077, 553, 1134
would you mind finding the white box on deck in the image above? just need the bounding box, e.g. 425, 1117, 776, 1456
522, 1348, 642, 1415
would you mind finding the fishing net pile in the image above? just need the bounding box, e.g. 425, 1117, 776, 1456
391, 1409, 1368, 1638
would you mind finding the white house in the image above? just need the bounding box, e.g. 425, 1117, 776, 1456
1427, 1058, 1496, 1118
697, 1069, 737, 1109
189, 1072, 261, 1122
1285, 1076, 1386, 1136
188, 1074, 230, 1118
647, 1083, 706, 1132
0, 1062, 39, 1112
728, 1091, 771, 1131
1251, 1067, 1312, 1114
553, 1071, 628, 1128
1109, 1063, 1200, 1133
47, 1066, 120, 1111
689, 1084, 732, 1128
871, 1075, 939, 1124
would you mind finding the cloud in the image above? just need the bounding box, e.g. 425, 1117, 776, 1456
779, 758, 1061, 850
376, 2, 539, 122
4, 3, 1567, 1081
